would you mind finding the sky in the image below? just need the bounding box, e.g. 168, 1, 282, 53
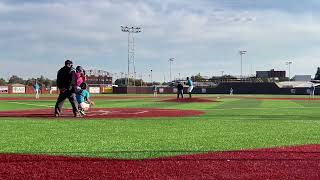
0, 0, 320, 82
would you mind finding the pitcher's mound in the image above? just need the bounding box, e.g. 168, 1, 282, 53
161, 97, 217, 103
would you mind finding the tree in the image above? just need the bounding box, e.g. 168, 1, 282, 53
115, 78, 146, 86
8, 75, 25, 84
51, 79, 57, 86
0, 78, 7, 85
37, 75, 46, 85
115, 78, 127, 87
191, 73, 203, 82
315, 67, 320, 80
25, 78, 37, 86
44, 78, 53, 88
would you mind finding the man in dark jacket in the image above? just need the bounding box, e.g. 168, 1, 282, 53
54, 60, 80, 117
177, 82, 184, 99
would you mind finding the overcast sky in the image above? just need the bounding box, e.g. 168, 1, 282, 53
0, 0, 320, 81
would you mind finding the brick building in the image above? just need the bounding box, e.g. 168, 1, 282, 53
256, 69, 286, 79
86, 70, 112, 86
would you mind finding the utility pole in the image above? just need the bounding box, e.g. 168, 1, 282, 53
139, 73, 143, 86
121, 26, 141, 86
239, 50, 247, 79
150, 69, 153, 85
120, 72, 124, 85
169, 58, 175, 82
286, 61, 293, 80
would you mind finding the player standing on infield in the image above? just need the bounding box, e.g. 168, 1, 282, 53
33, 80, 40, 99
186, 77, 193, 98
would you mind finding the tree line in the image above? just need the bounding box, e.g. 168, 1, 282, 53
0, 75, 56, 87
2, 69, 319, 87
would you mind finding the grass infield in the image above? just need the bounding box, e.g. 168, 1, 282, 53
1, 94, 320, 159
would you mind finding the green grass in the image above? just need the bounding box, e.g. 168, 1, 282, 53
1, 94, 320, 159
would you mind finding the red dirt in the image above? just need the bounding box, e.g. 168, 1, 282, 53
0, 108, 204, 119
0, 96, 169, 101
1, 96, 320, 101
1, 144, 320, 179
161, 97, 217, 103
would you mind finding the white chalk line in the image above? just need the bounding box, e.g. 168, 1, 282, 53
6, 103, 150, 116
86, 110, 149, 117
195, 107, 320, 111
8, 102, 54, 108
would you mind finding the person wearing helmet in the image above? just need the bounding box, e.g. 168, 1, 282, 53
54, 60, 80, 117
76, 82, 95, 115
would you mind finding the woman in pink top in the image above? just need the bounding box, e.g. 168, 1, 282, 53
75, 66, 86, 90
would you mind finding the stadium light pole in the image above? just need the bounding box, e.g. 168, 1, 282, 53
150, 69, 153, 85
286, 61, 293, 81
239, 50, 247, 79
134, 71, 137, 86
169, 58, 175, 82
121, 26, 142, 86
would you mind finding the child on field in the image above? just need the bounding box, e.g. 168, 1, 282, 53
76, 82, 95, 115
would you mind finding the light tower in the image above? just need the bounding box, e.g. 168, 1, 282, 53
121, 26, 141, 86
286, 61, 293, 80
239, 50, 247, 79
169, 58, 175, 82
150, 69, 153, 85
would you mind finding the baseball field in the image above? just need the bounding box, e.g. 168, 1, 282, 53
1, 94, 320, 179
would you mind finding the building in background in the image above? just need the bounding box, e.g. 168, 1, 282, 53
86, 70, 112, 86
256, 69, 286, 79
292, 75, 312, 81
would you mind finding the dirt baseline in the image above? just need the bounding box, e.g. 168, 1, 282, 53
0, 144, 320, 179
0, 108, 204, 119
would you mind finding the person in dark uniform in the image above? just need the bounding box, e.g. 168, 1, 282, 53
310, 84, 315, 98
54, 60, 80, 117
177, 82, 184, 99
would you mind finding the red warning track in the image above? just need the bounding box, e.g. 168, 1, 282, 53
0, 108, 204, 119
161, 97, 216, 103
1, 144, 320, 179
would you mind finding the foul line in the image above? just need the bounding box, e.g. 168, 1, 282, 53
6, 102, 319, 113
8, 102, 54, 108
196, 107, 320, 111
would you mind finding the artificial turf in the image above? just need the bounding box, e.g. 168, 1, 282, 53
1, 94, 320, 159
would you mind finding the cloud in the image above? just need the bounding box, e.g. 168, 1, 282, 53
0, 0, 319, 80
